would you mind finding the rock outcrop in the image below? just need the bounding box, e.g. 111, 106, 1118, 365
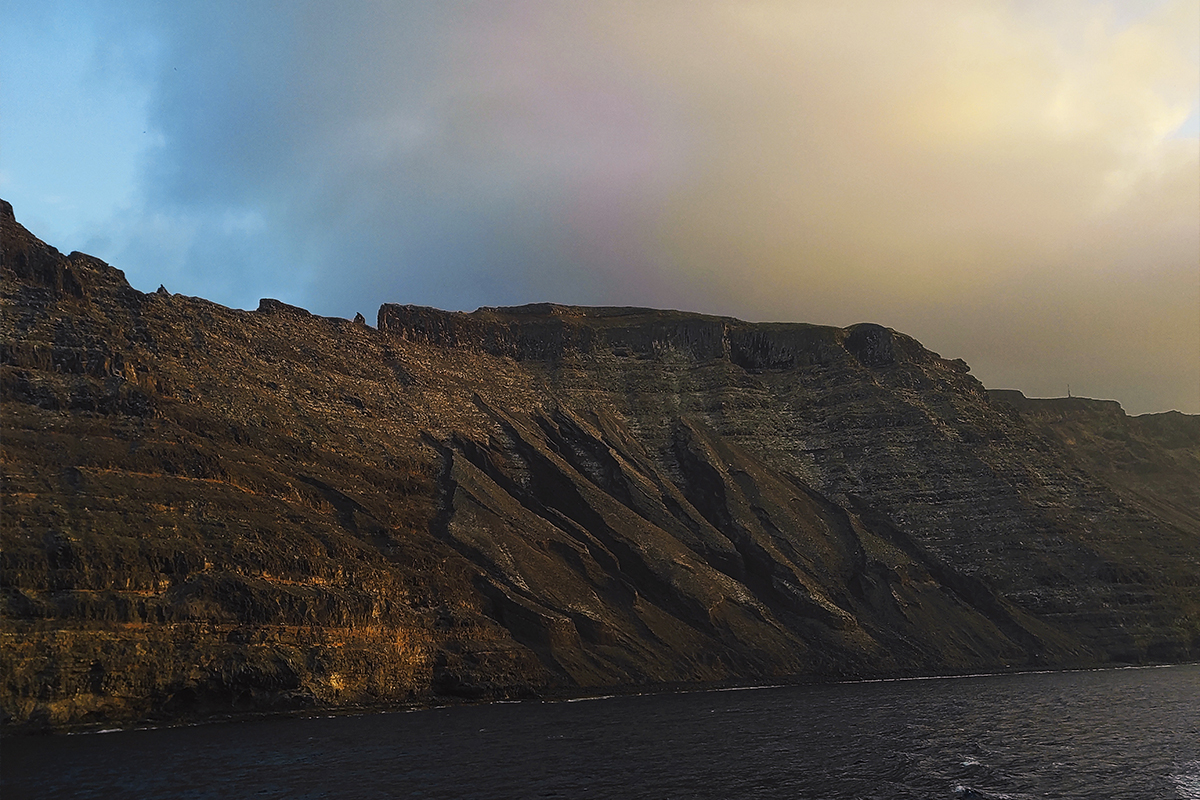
2, 198, 1197, 731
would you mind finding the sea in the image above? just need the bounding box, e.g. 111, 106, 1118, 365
3, 664, 1197, 799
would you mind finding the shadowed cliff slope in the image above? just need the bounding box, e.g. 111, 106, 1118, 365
3, 198, 1198, 731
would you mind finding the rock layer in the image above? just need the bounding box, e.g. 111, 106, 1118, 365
2, 198, 1198, 731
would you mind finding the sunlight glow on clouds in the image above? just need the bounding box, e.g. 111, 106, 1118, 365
2, 0, 1197, 413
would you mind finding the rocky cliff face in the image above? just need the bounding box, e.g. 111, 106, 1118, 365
3, 198, 1198, 731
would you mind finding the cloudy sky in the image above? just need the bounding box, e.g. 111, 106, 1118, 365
3, 1, 1198, 413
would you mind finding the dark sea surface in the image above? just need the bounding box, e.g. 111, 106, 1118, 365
3, 665, 1197, 799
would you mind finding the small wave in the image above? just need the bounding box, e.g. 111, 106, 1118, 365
564, 694, 618, 703
67, 726, 135, 736
951, 782, 1048, 800
1170, 760, 1200, 800
951, 786, 1027, 800
837, 662, 1198, 687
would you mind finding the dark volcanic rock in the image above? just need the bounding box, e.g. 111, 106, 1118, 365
3, 198, 1198, 731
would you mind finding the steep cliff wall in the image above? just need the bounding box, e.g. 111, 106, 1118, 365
3, 199, 1197, 731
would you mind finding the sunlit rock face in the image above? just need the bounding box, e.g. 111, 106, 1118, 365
3, 197, 1198, 731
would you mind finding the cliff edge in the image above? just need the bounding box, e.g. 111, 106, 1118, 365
3, 199, 1197, 731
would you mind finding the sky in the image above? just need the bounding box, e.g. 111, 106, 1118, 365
2, 0, 1198, 414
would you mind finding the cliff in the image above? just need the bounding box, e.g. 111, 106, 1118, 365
3, 198, 1198, 732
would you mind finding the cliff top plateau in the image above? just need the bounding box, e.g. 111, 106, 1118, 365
2, 197, 1198, 733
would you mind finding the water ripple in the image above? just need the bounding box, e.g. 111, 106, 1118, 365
4, 665, 1197, 800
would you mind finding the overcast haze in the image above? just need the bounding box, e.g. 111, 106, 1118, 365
3, 1, 1198, 414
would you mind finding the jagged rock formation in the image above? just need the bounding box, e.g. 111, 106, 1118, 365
2, 198, 1198, 731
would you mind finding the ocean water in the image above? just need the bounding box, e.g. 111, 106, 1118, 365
3, 665, 1197, 799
